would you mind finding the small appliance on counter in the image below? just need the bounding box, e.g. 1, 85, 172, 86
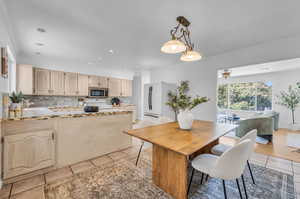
83, 106, 99, 113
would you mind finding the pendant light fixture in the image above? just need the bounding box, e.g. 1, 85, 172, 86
222, 69, 231, 79
161, 16, 202, 61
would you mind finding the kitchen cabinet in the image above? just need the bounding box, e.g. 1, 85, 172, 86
3, 130, 55, 179
16, 64, 34, 95
108, 77, 122, 97
121, 79, 133, 97
78, 74, 89, 96
35, 68, 51, 95
50, 71, 65, 95
64, 72, 78, 96
88, 76, 108, 88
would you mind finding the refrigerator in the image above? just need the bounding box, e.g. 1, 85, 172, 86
144, 82, 177, 120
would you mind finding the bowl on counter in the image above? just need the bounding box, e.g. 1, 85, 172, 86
83, 106, 99, 113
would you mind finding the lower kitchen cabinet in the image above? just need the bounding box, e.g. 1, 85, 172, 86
3, 130, 55, 179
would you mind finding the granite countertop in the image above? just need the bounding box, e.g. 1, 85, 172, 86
6, 107, 132, 121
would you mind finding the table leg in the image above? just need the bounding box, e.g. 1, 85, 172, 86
152, 144, 188, 199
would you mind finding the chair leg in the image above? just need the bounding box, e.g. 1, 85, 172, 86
135, 142, 144, 166
222, 180, 227, 199
205, 174, 209, 181
200, 173, 204, 184
247, 160, 255, 184
241, 175, 248, 199
187, 168, 195, 195
236, 179, 243, 199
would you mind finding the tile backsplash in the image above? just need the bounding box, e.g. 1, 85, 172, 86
25, 95, 132, 107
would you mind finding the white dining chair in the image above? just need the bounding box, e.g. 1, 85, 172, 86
211, 129, 257, 184
188, 139, 252, 199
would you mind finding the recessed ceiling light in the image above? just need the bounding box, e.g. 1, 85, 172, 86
262, 67, 271, 71
37, 28, 46, 33
109, 49, 114, 54
98, 57, 102, 61
35, 52, 41, 55
36, 42, 44, 46
88, 62, 94, 65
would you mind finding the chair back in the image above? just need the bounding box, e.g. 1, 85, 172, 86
211, 139, 252, 180
237, 129, 257, 158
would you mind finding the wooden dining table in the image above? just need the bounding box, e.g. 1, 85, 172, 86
124, 120, 237, 199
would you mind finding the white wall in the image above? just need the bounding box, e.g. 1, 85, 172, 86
218, 68, 300, 128
150, 34, 300, 122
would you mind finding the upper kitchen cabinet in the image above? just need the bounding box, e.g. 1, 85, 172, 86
16, 64, 34, 95
35, 68, 51, 95
108, 77, 122, 97
88, 76, 108, 88
64, 72, 78, 96
78, 74, 89, 96
50, 70, 65, 95
121, 79, 133, 97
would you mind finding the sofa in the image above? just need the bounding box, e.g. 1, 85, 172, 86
235, 111, 279, 142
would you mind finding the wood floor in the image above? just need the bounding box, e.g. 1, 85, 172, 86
220, 128, 300, 163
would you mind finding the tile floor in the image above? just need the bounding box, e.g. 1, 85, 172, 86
0, 144, 299, 199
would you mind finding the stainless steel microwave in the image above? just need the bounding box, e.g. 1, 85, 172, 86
88, 88, 109, 98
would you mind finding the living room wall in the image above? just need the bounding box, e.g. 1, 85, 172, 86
150, 34, 300, 122
218, 67, 300, 128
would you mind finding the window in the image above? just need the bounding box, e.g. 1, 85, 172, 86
217, 81, 272, 111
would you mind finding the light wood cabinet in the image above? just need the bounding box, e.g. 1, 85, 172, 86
121, 79, 133, 97
64, 72, 78, 96
17, 64, 34, 95
3, 130, 55, 179
88, 76, 108, 88
108, 78, 122, 97
78, 74, 89, 96
99, 76, 108, 88
35, 68, 51, 95
50, 71, 65, 95
88, 75, 99, 87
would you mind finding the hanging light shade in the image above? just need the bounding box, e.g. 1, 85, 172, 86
161, 39, 186, 54
180, 50, 202, 62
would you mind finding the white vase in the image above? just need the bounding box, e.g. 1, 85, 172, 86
9, 103, 21, 110
177, 110, 194, 130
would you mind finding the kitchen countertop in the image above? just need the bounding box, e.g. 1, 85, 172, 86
5, 107, 133, 121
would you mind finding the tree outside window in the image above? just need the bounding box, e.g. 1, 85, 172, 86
217, 82, 272, 111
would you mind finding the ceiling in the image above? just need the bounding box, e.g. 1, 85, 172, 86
218, 58, 300, 77
4, 0, 300, 71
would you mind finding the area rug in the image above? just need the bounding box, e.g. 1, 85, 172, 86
45, 156, 295, 199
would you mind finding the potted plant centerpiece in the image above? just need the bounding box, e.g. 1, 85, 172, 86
276, 84, 300, 131
9, 91, 24, 118
166, 81, 209, 130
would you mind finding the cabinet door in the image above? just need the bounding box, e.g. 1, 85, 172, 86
17, 64, 34, 95
121, 79, 133, 97
64, 72, 78, 96
88, 75, 99, 87
78, 74, 89, 96
35, 68, 51, 95
50, 71, 65, 95
3, 130, 55, 179
108, 78, 121, 97
99, 76, 108, 88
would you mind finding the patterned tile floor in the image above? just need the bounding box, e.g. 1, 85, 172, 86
0, 142, 299, 199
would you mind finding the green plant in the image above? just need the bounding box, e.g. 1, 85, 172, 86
9, 91, 24, 103
276, 85, 300, 124
166, 81, 209, 118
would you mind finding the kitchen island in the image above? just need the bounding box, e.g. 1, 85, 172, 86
1, 108, 133, 180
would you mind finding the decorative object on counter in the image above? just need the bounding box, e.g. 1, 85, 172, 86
1, 47, 8, 78
9, 91, 25, 119
84, 106, 99, 113
111, 97, 121, 107
166, 81, 209, 130
276, 84, 300, 131
78, 97, 85, 106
